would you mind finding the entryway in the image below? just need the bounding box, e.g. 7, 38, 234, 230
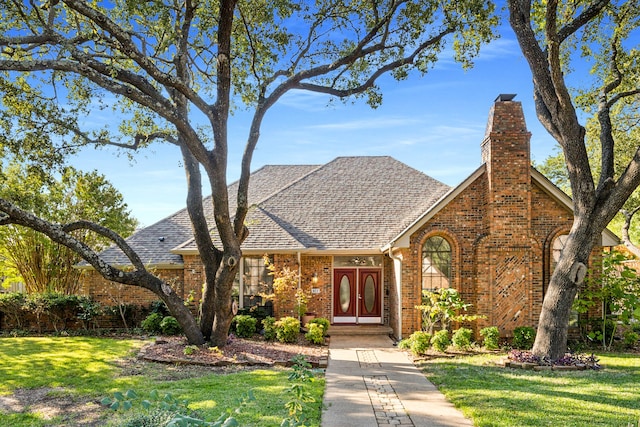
333, 268, 382, 324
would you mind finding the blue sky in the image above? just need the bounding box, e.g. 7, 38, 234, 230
70, 23, 560, 227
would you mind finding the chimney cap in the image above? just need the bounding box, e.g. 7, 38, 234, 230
495, 93, 517, 102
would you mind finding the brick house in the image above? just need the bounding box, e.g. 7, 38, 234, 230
79, 95, 618, 339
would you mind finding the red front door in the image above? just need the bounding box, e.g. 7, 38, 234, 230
333, 269, 356, 319
359, 269, 381, 317
333, 268, 381, 323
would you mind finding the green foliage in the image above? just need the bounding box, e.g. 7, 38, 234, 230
409, 331, 433, 356
308, 317, 330, 337
574, 250, 640, 350
234, 314, 257, 338
102, 388, 256, 427
261, 316, 277, 341
276, 316, 300, 343
304, 323, 324, 345
183, 345, 199, 356
623, 330, 639, 348
0, 291, 26, 328
141, 312, 164, 334
512, 327, 536, 350
479, 326, 500, 350
282, 355, 316, 427
431, 329, 451, 353
77, 298, 102, 330
160, 316, 182, 336
416, 288, 486, 333
451, 327, 473, 350
0, 162, 138, 295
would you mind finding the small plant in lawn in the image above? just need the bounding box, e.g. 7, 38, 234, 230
452, 327, 473, 350
276, 316, 300, 343
102, 388, 256, 426
282, 355, 316, 427
305, 323, 325, 344
512, 326, 536, 349
234, 314, 258, 338
308, 317, 330, 336
141, 312, 163, 334
431, 329, 450, 353
262, 316, 277, 341
480, 326, 500, 350
160, 316, 182, 335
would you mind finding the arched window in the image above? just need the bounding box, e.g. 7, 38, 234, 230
551, 233, 578, 326
552, 234, 569, 266
422, 236, 452, 291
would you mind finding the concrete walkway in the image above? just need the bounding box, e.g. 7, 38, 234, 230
321, 335, 473, 427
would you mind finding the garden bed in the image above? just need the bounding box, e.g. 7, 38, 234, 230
139, 335, 329, 367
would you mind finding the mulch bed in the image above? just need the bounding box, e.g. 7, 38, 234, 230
139, 335, 329, 368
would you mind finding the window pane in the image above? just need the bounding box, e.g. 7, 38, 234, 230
422, 236, 451, 291
242, 256, 273, 307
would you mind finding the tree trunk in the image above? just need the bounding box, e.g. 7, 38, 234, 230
532, 220, 597, 359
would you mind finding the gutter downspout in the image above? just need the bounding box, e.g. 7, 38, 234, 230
388, 244, 403, 340
297, 251, 302, 320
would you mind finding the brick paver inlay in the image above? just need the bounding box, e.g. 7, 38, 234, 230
357, 350, 382, 368
363, 375, 415, 426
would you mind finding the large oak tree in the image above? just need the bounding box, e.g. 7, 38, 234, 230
508, 0, 640, 359
0, 0, 498, 346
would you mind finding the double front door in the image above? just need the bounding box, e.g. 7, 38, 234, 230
333, 268, 381, 323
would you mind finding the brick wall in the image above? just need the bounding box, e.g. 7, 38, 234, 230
78, 268, 184, 307
400, 99, 586, 338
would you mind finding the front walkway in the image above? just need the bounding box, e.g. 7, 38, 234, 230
321, 335, 473, 427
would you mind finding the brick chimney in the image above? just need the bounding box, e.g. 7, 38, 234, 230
480, 94, 532, 243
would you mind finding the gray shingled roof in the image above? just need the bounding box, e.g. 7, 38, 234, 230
94, 157, 450, 266
94, 164, 319, 266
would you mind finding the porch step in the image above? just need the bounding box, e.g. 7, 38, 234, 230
328, 325, 393, 336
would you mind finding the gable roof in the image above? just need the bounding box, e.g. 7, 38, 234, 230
382, 165, 620, 250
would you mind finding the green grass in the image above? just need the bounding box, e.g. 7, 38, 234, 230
420, 352, 640, 427
0, 336, 324, 426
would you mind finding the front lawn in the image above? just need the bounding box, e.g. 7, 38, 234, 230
419, 353, 640, 427
0, 336, 324, 426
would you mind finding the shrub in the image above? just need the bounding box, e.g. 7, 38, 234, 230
397, 337, 412, 350
305, 323, 325, 344
308, 317, 330, 336
409, 331, 432, 355
624, 330, 639, 348
480, 326, 500, 350
431, 329, 450, 353
234, 314, 257, 338
276, 316, 300, 343
0, 292, 27, 329
452, 327, 473, 350
159, 316, 181, 335
77, 298, 102, 330
262, 316, 277, 341
141, 312, 163, 334
149, 300, 170, 317
160, 316, 182, 335
513, 326, 536, 349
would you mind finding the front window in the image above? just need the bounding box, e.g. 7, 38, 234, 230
422, 236, 452, 291
236, 256, 273, 308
